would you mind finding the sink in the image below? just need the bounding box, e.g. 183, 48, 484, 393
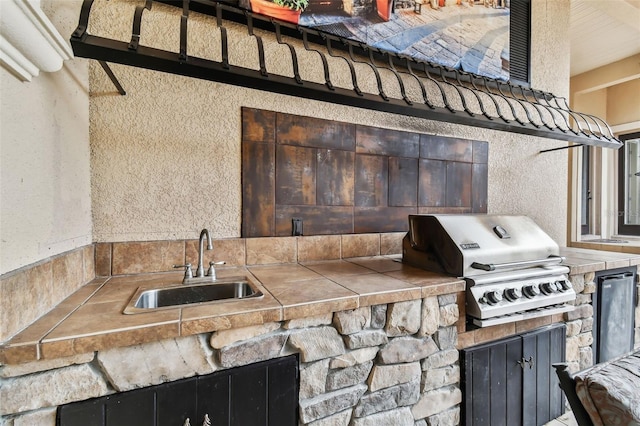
123, 276, 263, 314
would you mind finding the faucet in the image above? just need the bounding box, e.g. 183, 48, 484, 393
196, 228, 213, 278
174, 228, 225, 284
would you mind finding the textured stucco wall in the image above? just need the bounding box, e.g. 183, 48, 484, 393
88, 0, 570, 244
0, 0, 91, 275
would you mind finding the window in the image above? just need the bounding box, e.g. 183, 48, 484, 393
618, 132, 640, 236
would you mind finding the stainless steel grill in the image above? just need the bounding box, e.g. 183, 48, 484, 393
403, 214, 576, 327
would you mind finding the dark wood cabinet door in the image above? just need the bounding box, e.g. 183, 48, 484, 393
461, 324, 566, 426
462, 334, 521, 426
521, 324, 566, 426
58, 355, 299, 426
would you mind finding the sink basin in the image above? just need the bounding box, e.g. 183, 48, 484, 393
123, 276, 263, 314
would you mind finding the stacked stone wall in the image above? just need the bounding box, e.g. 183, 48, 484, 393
0, 295, 461, 426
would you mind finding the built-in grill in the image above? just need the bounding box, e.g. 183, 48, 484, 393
403, 214, 576, 327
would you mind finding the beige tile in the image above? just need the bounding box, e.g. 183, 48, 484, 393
381, 232, 405, 255
515, 316, 552, 333
0, 261, 53, 342
331, 274, 421, 307
384, 264, 463, 286
341, 234, 380, 258
44, 299, 180, 342
180, 273, 283, 332
0, 344, 39, 365
474, 323, 516, 345
302, 260, 374, 280
95, 242, 112, 277
41, 323, 180, 360
112, 241, 185, 275
457, 331, 475, 349
246, 237, 296, 265
180, 303, 282, 336
346, 256, 403, 272
248, 264, 322, 284
52, 249, 85, 303
297, 235, 341, 262
83, 245, 95, 283
262, 278, 358, 320
420, 281, 466, 298
2, 281, 106, 351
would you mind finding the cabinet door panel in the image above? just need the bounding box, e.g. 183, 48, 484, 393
267, 357, 299, 426
156, 377, 197, 426
231, 364, 267, 425
198, 373, 230, 425
106, 390, 155, 426
505, 338, 523, 425
522, 324, 566, 426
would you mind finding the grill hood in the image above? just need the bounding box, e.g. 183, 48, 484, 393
403, 214, 561, 277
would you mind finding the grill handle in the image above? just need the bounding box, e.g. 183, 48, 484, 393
471, 256, 565, 272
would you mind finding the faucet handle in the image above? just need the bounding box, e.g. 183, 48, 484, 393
207, 261, 225, 280
174, 263, 193, 280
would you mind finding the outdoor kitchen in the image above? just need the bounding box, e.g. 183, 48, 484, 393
1, 0, 639, 426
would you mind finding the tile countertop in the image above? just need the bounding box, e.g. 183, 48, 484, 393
2, 250, 639, 365
0, 256, 464, 365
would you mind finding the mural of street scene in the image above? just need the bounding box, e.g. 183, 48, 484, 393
290, 0, 511, 81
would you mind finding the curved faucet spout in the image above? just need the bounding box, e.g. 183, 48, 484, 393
197, 228, 213, 278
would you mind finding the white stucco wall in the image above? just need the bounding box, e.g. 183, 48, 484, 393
86, 0, 570, 245
0, 0, 91, 275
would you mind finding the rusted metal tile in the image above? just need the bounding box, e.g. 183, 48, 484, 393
420, 135, 473, 163
446, 161, 472, 207
354, 206, 416, 233
277, 113, 355, 150
418, 207, 473, 214
418, 159, 446, 207
355, 154, 389, 207
356, 125, 420, 158
472, 163, 488, 213
242, 141, 275, 237
389, 157, 418, 207
275, 205, 353, 236
242, 107, 276, 143
275, 145, 316, 205
317, 149, 355, 206
473, 140, 489, 163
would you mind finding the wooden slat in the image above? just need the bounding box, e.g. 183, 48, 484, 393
473, 140, 489, 163
389, 157, 418, 207
421, 135, 473, 163
419, 159, 446, 207
242, 141, 275, 237
356, 125, 420, 158
355, 154, 389, 207
277, 112, 355, 150
317, 149, 355, 206
354, 206, 415, 233
446, 162, 472, 207
242, 107, 276, 143
472, 163, 489, 213
275, 145, 316, 205
275, 205, 354, 236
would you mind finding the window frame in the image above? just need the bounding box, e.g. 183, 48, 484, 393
617, 132, 640, 236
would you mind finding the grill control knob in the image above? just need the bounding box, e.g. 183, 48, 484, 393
523, 284, 540, 298
484, 290, 503, 305
503, 288, 522, 302
556, 280, 572, 292
540, 282, 558, 295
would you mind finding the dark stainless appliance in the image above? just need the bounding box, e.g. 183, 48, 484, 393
592, 267, 637, 363
403, 214, 576, 327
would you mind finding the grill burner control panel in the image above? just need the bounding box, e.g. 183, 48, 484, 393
466, 272, 576, 327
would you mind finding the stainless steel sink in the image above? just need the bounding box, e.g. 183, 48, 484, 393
123, 276, 263, 314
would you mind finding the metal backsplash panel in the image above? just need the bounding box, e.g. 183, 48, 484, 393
241, 107, 488, 237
